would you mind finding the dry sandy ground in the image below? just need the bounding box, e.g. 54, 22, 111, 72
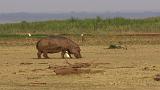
0, 45, 160, 90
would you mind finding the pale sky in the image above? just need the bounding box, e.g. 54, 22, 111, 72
0, 0, 160, 13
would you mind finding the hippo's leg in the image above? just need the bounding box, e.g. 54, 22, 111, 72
61, 51, 65, 59
43, 51, 49, 59
37, 51, 42, 59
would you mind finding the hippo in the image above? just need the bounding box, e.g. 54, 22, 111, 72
36, 35, 82, 59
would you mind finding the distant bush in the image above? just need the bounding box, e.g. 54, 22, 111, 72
0, 17, 160, 35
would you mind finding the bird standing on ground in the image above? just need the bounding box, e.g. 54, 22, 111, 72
64, 51, 70, 58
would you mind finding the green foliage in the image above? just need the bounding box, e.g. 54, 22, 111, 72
0, 17, 160, 35
0, 34, 48, 39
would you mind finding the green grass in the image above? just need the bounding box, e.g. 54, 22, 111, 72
0, 17, 160, 36
0, 34, 48, 39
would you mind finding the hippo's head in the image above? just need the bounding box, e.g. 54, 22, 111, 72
70, 47, 82, 58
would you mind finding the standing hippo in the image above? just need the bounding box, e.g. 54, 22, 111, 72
36, 35, 82, 59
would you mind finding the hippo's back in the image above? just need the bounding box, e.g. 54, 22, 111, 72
36, 35, 78, 52
48, 35, 79, 47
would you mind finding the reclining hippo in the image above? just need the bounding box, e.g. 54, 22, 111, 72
36, 35, 82, 59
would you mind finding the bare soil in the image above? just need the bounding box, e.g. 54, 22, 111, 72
0, 44, 160, 90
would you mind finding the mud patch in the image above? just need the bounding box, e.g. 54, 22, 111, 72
38, 63, 48, 65
53, 67, 90, 75
91, 62, 111, 68
20, 62, 33, 65
28, 82, 47, 86
48, 62, 104, 75
32, 69, 45, 72
154, 74, 160, 81
142, 66, 157, 71
27, 76, 41, 80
